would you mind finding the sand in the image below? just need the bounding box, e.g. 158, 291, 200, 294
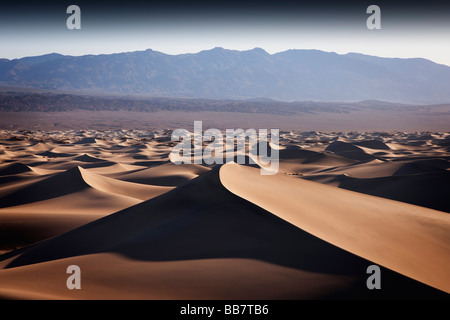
0, 129, 449, 299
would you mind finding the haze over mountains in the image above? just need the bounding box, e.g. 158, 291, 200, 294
1, 48, 450, 104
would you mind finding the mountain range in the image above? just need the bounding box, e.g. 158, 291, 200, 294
1, 47, 450, 104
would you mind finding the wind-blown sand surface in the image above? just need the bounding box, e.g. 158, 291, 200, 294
0, 129, 449, 299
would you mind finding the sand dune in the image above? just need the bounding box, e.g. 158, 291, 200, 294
73, 154, 106, 163
27, 142, 53, 152
0, 165, 169, 251
113, 162, 211, 186
36, 150, 75, 159
0, 148, 175, 252
0, 162, 34, 176
277, 147, 357, 175
310, 158, 448, 179
221, 163, 450, 293
0, 129, 448, 299
0, 254, 365, 300
325, 141, 376, 161
337, 172, 450, 213
0, 163, 447, 299
78, 166, 173, 200
353, 140, 390, 150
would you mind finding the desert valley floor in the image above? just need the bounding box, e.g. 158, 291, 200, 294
0, 129, 449, 299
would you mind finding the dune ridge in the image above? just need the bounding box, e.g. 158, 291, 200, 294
220, 163, 450, 293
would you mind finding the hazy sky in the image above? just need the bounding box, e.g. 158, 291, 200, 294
1, 0, 449, 66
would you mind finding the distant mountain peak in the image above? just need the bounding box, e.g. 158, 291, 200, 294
16, 53, 64, 65
205, 47, 228, 53
248, 47, 269, 54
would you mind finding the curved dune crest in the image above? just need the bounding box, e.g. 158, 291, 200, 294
219, 163, 450, 293
0, 254, 358, 300
78, 166, 173, 201
26, 166, 64, 176
36, 151, 75, 158
0, 163, 34, 176
114, 162, 211, 186
0, 166, 171, 208
325, 141, 376, 161
277, 147, 357, 175
27, 142, 53, 152
0, 165, 174, 252
354, 139, 390, 150
74, 137, 97, 145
